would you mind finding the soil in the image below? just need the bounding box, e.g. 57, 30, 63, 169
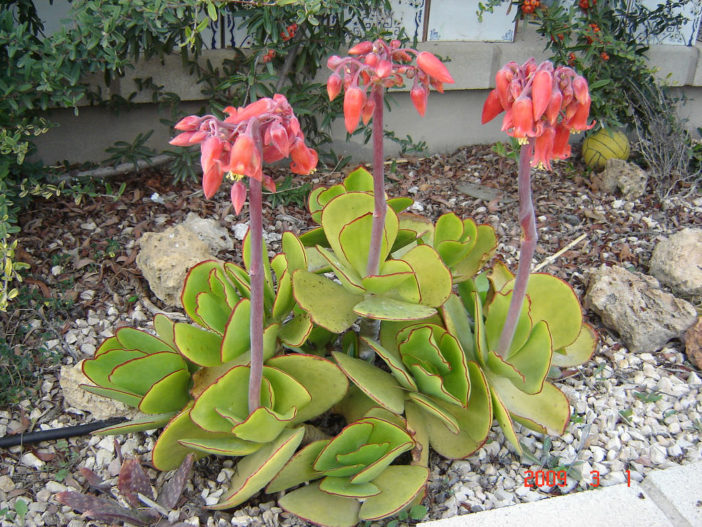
1, 144, 700, 526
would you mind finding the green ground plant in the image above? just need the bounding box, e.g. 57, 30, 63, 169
67, 42, 597, 527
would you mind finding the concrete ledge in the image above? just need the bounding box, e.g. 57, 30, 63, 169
419, 462, 702, 527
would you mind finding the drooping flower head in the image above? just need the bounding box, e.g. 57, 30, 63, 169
482, 58, 594, 169
169, 94, 318, 214
326, 39, 455, 133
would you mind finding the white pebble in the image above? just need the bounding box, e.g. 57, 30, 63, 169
21, 453, 44, 469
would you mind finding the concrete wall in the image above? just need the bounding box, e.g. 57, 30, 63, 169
34, 26, 702, 164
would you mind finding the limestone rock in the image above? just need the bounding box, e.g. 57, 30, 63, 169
181, 212, 233, 253
59, 362, 139, 420
584, 265, 697, 353
684, 318, 702, 369
599, 159, 648, 199
649, 228, 702, 300
136, 224, 214, 306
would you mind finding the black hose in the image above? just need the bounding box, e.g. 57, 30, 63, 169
0, 417, 127, 448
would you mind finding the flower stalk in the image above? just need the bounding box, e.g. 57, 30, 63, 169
495, 140, 537, 358
367, 84, 386, 276
248, 175, 264, 412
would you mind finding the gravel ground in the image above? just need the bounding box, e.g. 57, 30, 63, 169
1, 144, 700, 526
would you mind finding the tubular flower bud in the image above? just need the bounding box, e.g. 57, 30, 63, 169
174, 115, 202, 131
416, 52, 455, 84
169, 131, 196, 146
348, 41, 373, 55
361, 98, 375, 125
230, 180, 247, 215
230, 134, 262, 181
481, 89, 503, 124
410, 85, 428, 117
531, 69, 553, 121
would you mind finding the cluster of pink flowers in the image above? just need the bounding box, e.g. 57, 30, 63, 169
170, 94, 318, 213
326, 39, 454, 133
481, 58, 593, 169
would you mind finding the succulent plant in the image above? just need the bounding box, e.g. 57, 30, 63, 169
266, 415, 429, 527
332, 322, 492, 464
439, 262, 597, 453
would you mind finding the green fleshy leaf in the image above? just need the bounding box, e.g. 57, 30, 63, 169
82, 348, 146, 388
387, 197, 414, 214
91, 412, 176, 435
174, 323, 223, 367
153, 314, 177, 350
354, 296, 436, 321
279, 482, 360, 527
440, 294, 475, 361
398, 213, 434, 241
220, 299, 251, 363
178, 436, 262, 457
195, 290, 231, 335
358, 466, 429, 521
343, 167, 374, 191
181, 261, 223, 325
266, 354, 348, 425
190, 366, 249, 433
320, 477, 380, 498
292, 270, 362, 333
484, 291, 532, 357
490, 386, 521, 454
316, 246, 365, 293
109, 352, 187, 396
400, 245, 451, 307
313, 421, 373, 473
525, 273, 583, 350
406, 392, 459, 434
488, 261, 514, 293
451, 225, 497, 282
553, 322, 597, 367
115, 327, 173, 354
472, 291, 489, 366
308, 187, 327, 224
152, 404, 228, 471
300, 228, 329, 251
139, 369, 191, 414
404, 402, 430, 467
332, 352, 405, 414
281, 231, 307, 273
436, 240, 472, 268
362, 337, 417, 392
338, 213, 379, 277
350, 441, 414, 484
266, 440, 328, 493
223, 263, 251, 299
422, 363, 491, 459
272, 270, 294, 320
79, 384, 141, 408
434, 213, 464, 244
489, 376, 570, 435
278, 311, 313, 347
210, 427, 305, 510
362, 260, 414, 296
496, 320, 552, 394
230, 407, 294, 444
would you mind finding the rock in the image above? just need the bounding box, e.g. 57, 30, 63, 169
584, 265, 697, 353
649, 228, 702, 300
59, 362, 139, 420
181, 212, 233, 253
136, 224, 215, 306
598, 159, 648, 199
684, 317, 702, 369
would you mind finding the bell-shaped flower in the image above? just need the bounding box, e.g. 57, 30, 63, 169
229, 134, 263, 181
512, 96, 535, 138
361, 97, 375, 125
552, 124, 572, 160
343, 86, 365, 134
202, 163, 225, 199
531, 69, 553, 121
263, 121, 290, 163
481, 89, 503, 124
290, 140, 318, 175
532, 126, 556, 169
349, 40, 373, 55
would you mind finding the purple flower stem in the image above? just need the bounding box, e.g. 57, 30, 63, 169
366, 84, 386, 277
495, 140, 537, 359
248, 176, 264, 413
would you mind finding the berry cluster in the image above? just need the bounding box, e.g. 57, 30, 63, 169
579, 0, 596, 10
521, 0, 541, 14
262, 49, 276, 63
280, 23, 298, 42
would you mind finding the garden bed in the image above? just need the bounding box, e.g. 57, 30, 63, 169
1, 144, 700, 526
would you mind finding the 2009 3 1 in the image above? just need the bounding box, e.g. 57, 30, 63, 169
524, 470, 632, 488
